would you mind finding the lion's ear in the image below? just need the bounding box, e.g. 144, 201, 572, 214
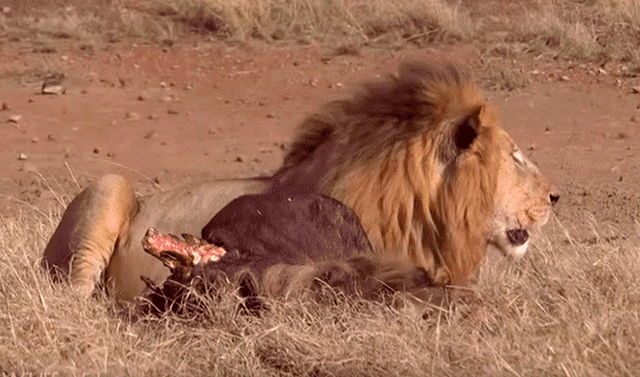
453, 105, 482, 152
438, 105, 483, 165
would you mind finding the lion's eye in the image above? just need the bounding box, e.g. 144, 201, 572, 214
512, 151, 524, 164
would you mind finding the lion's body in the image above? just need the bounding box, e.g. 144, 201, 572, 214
44, 176, 267, 301
43, 61, 557, 302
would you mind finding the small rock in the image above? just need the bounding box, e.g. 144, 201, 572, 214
160, 95, 173, 103
93, 147, 101, 154
1, 102, 8, 111
559, 75, 570, 82
632, 86, 640, 94
235, 155, 246, 163
598, 68, 607, 75
1, 6, 10, 14
47, 134, 56, 141
8, 114, 22, 123
167, 109, 179, 115
42, 83, 64, 95
126, 111, 140, 121
148, 113, 158, 120
528, 143, 537, 151
31, 137, 39, 143
160, 81, 168, 88
20, 162, 38, 173
137, 94, 146, 101
266, 113, 275, 118
64, 147, 73, 158
17, 153, 28, 160
143, 130, 158, 139
631, 115, 640, 124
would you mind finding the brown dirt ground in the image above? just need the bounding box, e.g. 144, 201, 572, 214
1, 38, 640, 243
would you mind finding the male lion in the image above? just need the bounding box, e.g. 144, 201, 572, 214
42, 61, 558, 302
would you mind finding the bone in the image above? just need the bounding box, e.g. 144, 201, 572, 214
141, 228, 227, 271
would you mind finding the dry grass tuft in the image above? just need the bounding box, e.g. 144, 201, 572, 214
141, 0, 474, 45
483, 67, 530, 91
506, 0, 640, 65
512, 0, 604, 61
0, 2, 176, 45
3, 0, 640, 70
1, 212, 639, 375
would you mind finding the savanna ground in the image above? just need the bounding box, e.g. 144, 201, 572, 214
1, 0, 640, 375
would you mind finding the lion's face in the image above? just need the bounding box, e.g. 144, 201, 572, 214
486, 130, 558, 260
273, 61, 559, 287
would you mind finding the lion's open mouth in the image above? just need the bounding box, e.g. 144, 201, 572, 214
506, 229, 529, 246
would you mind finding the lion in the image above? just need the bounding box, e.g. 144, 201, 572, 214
42, 61, 558, 302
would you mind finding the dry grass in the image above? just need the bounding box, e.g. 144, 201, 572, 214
140, 0, 473, 45
2, 211, 639, 376
483, 67, 530, 91
517, 3, 604, 61
505, 0, 640, 65
0, 0, 474, 48
2, 0, 640, 68
0, 1, 176, 46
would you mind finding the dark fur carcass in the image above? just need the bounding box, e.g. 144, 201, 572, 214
141, 192, 441, 314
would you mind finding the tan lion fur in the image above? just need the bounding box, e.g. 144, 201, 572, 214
272, 62, 503, 287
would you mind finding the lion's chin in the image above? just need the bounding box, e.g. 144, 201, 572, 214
508, 239, 530, 260
487, 228, 531, 261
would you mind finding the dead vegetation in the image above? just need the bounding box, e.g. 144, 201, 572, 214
141, 0, 474, 45
1, 212, 639, 375
503, 0, 640, 65
1, 0, 639, 69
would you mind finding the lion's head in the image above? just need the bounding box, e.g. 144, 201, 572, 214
272, 61, 557, 287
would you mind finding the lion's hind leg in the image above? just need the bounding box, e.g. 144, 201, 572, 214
42, 174, 138, 297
